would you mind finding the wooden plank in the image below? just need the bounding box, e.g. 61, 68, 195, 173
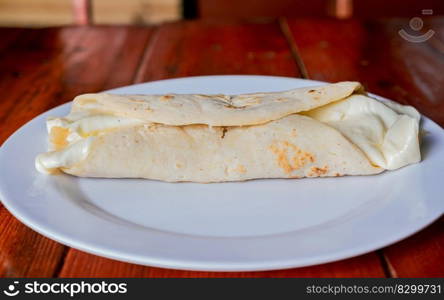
382, 216, 444, 277
0, 203, 66, 277
0, 28, 87, 136
196, 0, 444, 20
284, 17, 444, 277
59, 250, 384, 277
352, 0, 444, 18
0, 26, 154, 277
135, 20, 300, 82
0, 28, 24, 53
424, 17, 444, 54
60, 20, 385, 277
0, 27, 83, 277
196, 0, 332, 20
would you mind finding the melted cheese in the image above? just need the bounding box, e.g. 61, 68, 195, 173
47, 114, 144, 137
37, 114, 145, 173
304, 95, 420, 169
35, 137, 94, 174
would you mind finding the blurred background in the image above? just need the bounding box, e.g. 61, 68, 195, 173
0, 0, 443, 27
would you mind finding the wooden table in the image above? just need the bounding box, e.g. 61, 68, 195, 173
0, 17, 443, 278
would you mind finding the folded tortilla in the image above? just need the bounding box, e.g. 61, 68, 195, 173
35, 82, 421, 182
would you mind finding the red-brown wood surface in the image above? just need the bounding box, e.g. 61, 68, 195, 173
197, 0, 332, 19
0, 26, 153, 277
196, 0, 444, 19
59, 251, 383, 277
0, 18, 443, 277
135, 20, 300, 82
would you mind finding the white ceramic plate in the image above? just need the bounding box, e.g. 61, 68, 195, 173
1, 76, 443, 271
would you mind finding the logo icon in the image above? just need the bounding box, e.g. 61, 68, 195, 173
3, 281, 19, 297
399, 9, 435, 43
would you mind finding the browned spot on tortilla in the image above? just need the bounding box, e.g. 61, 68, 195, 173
221, 127, 228, 139
308, 166, 329, 177
335, 173, 342, 177
147, 124, 158, 132
224, 104, 245, 109
176, 163, 183, 168
291, 128, 297, 137
275, 98, 288, 102
160, 95, 174, 102
370, 162, 380, 168
269, 141, 315, 174
235, 164, 246, 174
269, 145, 292, 174
308, 88, 326, 99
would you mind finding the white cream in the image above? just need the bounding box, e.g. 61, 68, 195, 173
37, 114, 146, 173
305, 95, 420, 169
35, 137, 94, 174
48, 114, 144, 136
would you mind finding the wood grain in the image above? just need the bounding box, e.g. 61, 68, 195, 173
0, 28, 24, 52
0, 203, 65, 277
352, 0, 444, 18
60, 20, 386, 278
284, 17, 444, 277
59, 250, 384, 277
135, 20, 300, 82
0, 26, 154, 277
382, 217, 444, 277
197, 0, 444, 20
197, 0, 332, 20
